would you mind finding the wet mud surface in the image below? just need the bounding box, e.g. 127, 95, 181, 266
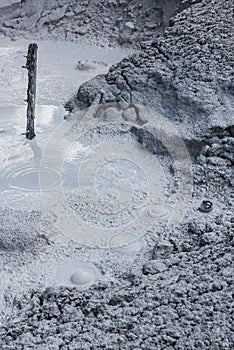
0, 1, 233, 349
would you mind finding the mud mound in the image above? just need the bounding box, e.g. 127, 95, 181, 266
66, 0, 234, 140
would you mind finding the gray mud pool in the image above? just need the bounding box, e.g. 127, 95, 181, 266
0, 39, 139, 317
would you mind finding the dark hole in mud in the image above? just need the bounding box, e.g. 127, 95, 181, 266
209, 126, 233, 139
199, 200, 213, 213
228, 125, 234, 137
185, 139, 207, 159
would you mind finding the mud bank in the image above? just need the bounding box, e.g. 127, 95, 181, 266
0, 0, 183, 47
66, 0, 234, 141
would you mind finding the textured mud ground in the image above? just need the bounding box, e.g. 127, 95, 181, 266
0, 0, 234, 349
0, 0, 183, 47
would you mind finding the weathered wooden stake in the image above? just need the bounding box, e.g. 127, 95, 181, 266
23, 43, 38, 140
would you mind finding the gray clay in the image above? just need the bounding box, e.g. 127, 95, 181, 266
0, 1, 233, 349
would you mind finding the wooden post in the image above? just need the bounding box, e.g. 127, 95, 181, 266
23, 43, 38, 140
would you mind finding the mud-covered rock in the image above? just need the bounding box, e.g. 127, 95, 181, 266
142, 260, 167, 275
152, 240, 175, 259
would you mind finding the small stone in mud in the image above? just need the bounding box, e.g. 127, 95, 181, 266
152, 240, 174, 259
142, 260, 167, 275
199, 232, 219, 246
125, 21, 136, 30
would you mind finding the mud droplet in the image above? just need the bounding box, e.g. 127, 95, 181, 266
199, 200, 213, 213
